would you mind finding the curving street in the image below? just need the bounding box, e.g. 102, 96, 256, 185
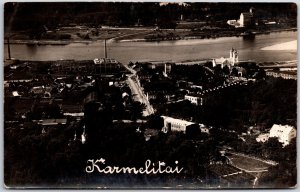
123, 64, 154, 116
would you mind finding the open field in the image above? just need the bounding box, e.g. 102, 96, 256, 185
227, 153, 273, 172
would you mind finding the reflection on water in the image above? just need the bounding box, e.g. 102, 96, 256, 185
4, 31, 297, 64
243, 35, 256, 41
26, 44, 38, 55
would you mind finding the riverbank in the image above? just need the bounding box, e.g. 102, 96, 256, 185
5, 28, 297, 45
5, 39, 100, 45
261, 40, 297, 51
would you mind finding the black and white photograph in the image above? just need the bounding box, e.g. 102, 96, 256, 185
3, 1, 297, 189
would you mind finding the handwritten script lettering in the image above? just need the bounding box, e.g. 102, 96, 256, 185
85, 158, 183, 174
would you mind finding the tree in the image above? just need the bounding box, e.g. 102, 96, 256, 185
231, 67, 238, 76
146, 115, 164, 129
186, 124, 200, 139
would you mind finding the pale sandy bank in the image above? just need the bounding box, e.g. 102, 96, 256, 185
261, 40, 297, 51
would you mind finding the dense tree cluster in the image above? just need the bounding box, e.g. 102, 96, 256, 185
5, 2, 297, 32
171, 64, 212, 84
159, 77, 296, 130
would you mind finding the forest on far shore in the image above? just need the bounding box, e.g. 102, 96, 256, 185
4, 2, 297, 31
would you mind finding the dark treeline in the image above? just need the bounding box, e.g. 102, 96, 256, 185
159, 77, 297, 131
4, 2, 297, 31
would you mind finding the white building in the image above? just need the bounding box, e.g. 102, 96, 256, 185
269, 124, 296, 146
227, 20, 239, 27
184, 94, 204, 106
161, 116, 196, 133
93, 58, 119, 65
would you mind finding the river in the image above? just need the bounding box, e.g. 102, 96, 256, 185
4, 31, 297, 64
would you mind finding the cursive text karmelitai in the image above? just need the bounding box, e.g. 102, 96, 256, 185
85, 158, 184, 174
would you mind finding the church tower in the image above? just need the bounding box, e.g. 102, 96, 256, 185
233, 49, 239, 65
230, 48, 238, 66
230, 48, 234, 59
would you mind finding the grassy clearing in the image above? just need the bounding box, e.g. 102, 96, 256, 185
228, 154, 271, 172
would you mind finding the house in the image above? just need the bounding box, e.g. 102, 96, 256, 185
269, 124, 296, 146
12, 91, 21, 97
227, 20, 239, 27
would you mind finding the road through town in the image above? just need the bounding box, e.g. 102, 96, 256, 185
127, 75, 154, 116
122, 64, 154, 116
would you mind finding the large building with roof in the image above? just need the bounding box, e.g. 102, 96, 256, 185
161, 116, 198, 133
227, 7, 255, 28
240, 7, 255, 27
185, 94, 204, 106
269, 124, 296, 146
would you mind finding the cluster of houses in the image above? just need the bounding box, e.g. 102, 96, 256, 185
4, 59, 132, 145
50, 58, 124, 75
131, 48, 261, 109
184, 80, 248, 106
265, 70, 297, 80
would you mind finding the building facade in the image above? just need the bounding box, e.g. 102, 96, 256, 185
161, 116, 196, 133
269, 124, 296, 146
266, 71, 297, 80
239, 7, 255, 27
212, 48, 239, 68
184, 94, 204, 106
50, 58, 122, 75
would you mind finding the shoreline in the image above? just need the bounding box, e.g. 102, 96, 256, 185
5, 28, 297, 45
261, 40, 297, 51
5, 58, 297, 68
